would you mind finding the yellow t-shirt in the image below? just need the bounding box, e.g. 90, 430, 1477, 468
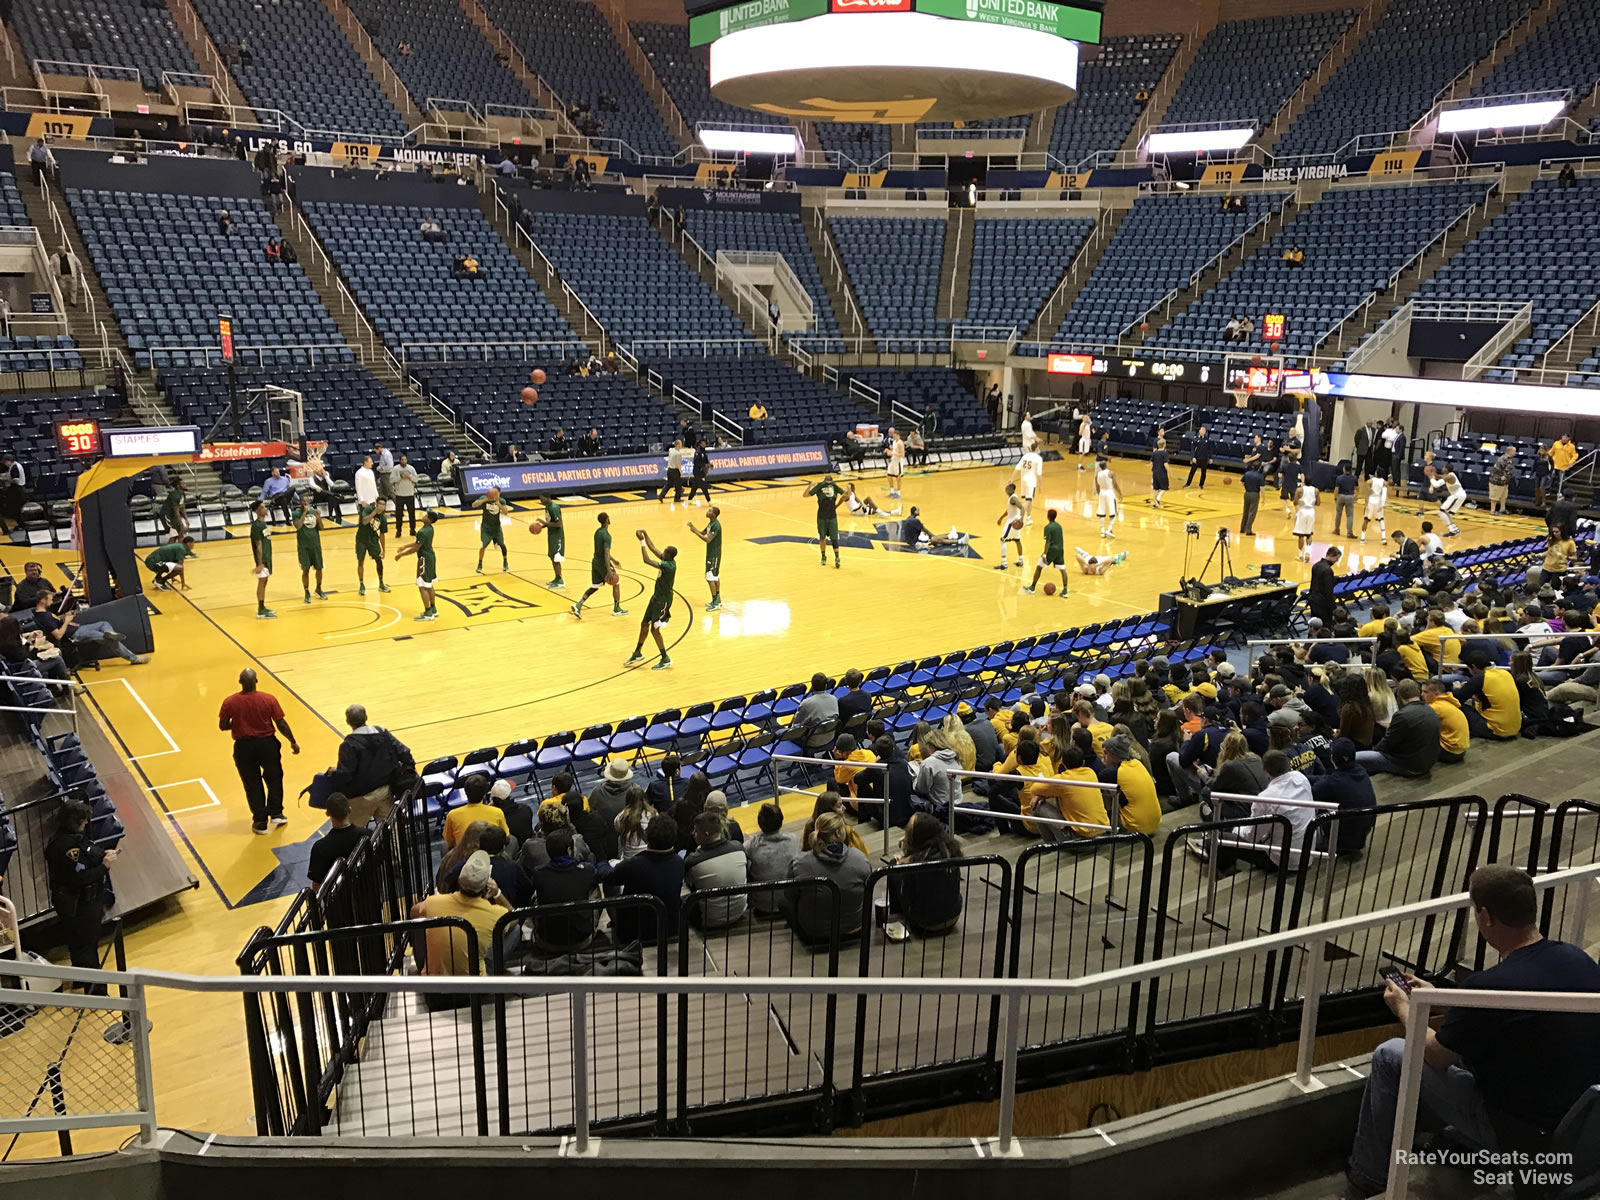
1116, 760, 1160, 835
1412, 624, 1458, 668
442, 800, 509, 849
1397, 642, 1428, 679
1162, 684, 1184, 704
1552, 441, 1578, 471
416, 890, 504, 975
1358, 617, 1387, 639
1085, 720, 1115, 758
1429, 697, 1470, 756
1054, 765, 1107, 836
834, 748, 877, 795
1476, 668, 1522, 738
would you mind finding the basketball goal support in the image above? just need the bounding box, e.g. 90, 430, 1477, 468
204, 385, 307, 461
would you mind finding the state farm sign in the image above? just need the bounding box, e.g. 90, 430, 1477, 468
830, 0, 912, 11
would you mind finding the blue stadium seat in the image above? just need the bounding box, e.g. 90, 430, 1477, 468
11, 0, 200, 89
966, 216, 1096, 331
831, 215, 947, 351
1050, 34, 1182, 167
684, 208, 840, 337
1163, 11, 1357, 130
346, 0, 535, 114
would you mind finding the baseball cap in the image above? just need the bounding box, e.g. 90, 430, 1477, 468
1268, 684, 1292, 700
1102, 734, 1132, 761
489, 779, 514, 801
459, 850, 493, 893
1215, 662, 1237, 680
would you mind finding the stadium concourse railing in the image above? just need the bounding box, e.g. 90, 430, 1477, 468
8, 861, 1600, 1200
219, 769, 1600, 1142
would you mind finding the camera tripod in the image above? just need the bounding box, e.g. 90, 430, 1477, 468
1183, 528, 1236, 592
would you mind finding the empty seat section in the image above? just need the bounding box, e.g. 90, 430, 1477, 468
346, 0, 534, 113
1050, 34, 1182, 166
813, 123, 891, 166
1163, 11, 1357, 130
1471, 0, 1600, 101
646, 354, 877, 444
191, 0, 406, 136
67, 187, 344, 368
831, 215, 946, 351
966, 216, 1095, 331
302, 201, 575, 355
1153, 181, 1491, 359
11, 0, 200, 88
631, 21, 755, 128
1276, 0, 1537, 158
411, 365, 680, 458
1045, 192, 1286, 347
481, 0, 676, 158
837, 369, 991, 436
1414, 176, 1600, 378
522, 208, 750, 353
683, 208, 840, 336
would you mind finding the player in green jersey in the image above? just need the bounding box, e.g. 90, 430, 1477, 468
570, 511, 626, 619
1022, 508, 1069, 599
144, 537, 196, 590
249, 501, 275, 618
686, 505, 722, 611
472, 486, 509, 573
395, 510, 439, 621
295, 492, 327, 603
625, 529, 677, 670
540, 496, 565, 588
354, 498, 390, 597
804, 473, 844, 569
159, 478, 188, 540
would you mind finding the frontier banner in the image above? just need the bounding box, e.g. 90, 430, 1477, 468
459, 442, 832, 500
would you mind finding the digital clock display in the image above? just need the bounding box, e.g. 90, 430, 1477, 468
55, 419, 102, 457
1263, 312, 1287, 342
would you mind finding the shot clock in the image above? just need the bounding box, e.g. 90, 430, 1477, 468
55, 417, 102, 457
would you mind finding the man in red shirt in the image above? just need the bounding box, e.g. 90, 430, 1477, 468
218, 667, 300, 834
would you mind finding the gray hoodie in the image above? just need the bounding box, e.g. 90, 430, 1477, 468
586, 777, 633, 829
912, 748, 962, 817
788, 842, 872, 941
745, 831, 799, 913
684, 839, 748, 927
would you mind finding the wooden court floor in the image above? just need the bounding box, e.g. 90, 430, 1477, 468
0, 451, 1545, 1157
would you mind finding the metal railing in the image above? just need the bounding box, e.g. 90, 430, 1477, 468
399, 340, 588, 367
1461, 300, 1535, 381
5, 858, 1594, 1170
811, 206, 868, 342
145, 343, 355, 368
714, 249, 816, 331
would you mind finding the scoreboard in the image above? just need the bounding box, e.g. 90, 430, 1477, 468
55, 418, 101, 457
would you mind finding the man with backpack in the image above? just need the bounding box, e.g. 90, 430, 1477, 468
325, 703, 415, 826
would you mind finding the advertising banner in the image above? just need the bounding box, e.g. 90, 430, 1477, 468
690, 0, 829, 46
913, 0, 1101, 42
460, 442, 832, 500
655, 186, 803, 212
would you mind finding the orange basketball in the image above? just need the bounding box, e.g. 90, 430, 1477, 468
529, 519, 545, 534
1043, 582, 1057, 595
530, 368, 547, 386
521, 386, 538, 405
606, 570, 620, 586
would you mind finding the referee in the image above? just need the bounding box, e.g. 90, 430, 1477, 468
218, 668, 300, 835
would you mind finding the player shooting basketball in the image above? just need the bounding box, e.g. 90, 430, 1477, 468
995, 483, 1025, 571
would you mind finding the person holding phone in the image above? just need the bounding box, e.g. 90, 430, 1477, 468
1346, 865, 1600, 1196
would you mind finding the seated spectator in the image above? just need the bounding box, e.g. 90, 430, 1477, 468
1422, 676, 1469, 763
794, 670, 840, 748
443, 772, 509, 849
420, 216, 444, 241
547, 427, 570, 458
669, 771, 713, 853
1223, 316, 1242, 342
1282, 244, 1304, 268
1166, 703, 1229, 808
787, 811, 871, 945
887, 813, 964, 935
683, 811, 748, 929
748, 400, 769, 421
1101, 734, 1159, 834
517, 799, 593, 871
411, 850, 510, 978
1309, 737, 1377, 856
307, 792, 364, 885
864, 734, 914, 829
837, 668, 873, 731
597, 815, 683, 944
264, 237, 281, 262
29, 589, 148, 666
527, 828, 598, 953
910, 729, 963, 819
577, 428, 601, 457
703, 790, 743, 842
1242, 749, 1313, 868
1454, 650, 1521, 740
832, 733, 877, 802
453, 253, 481, 278
217, 209, 233, 235
1346, 865, 1600, 1196
1355, 680, 1440, 777
440, 825, 531, 909
801, 790, 869, 855
745, 802, 799, 914
614, 785, 651, 858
